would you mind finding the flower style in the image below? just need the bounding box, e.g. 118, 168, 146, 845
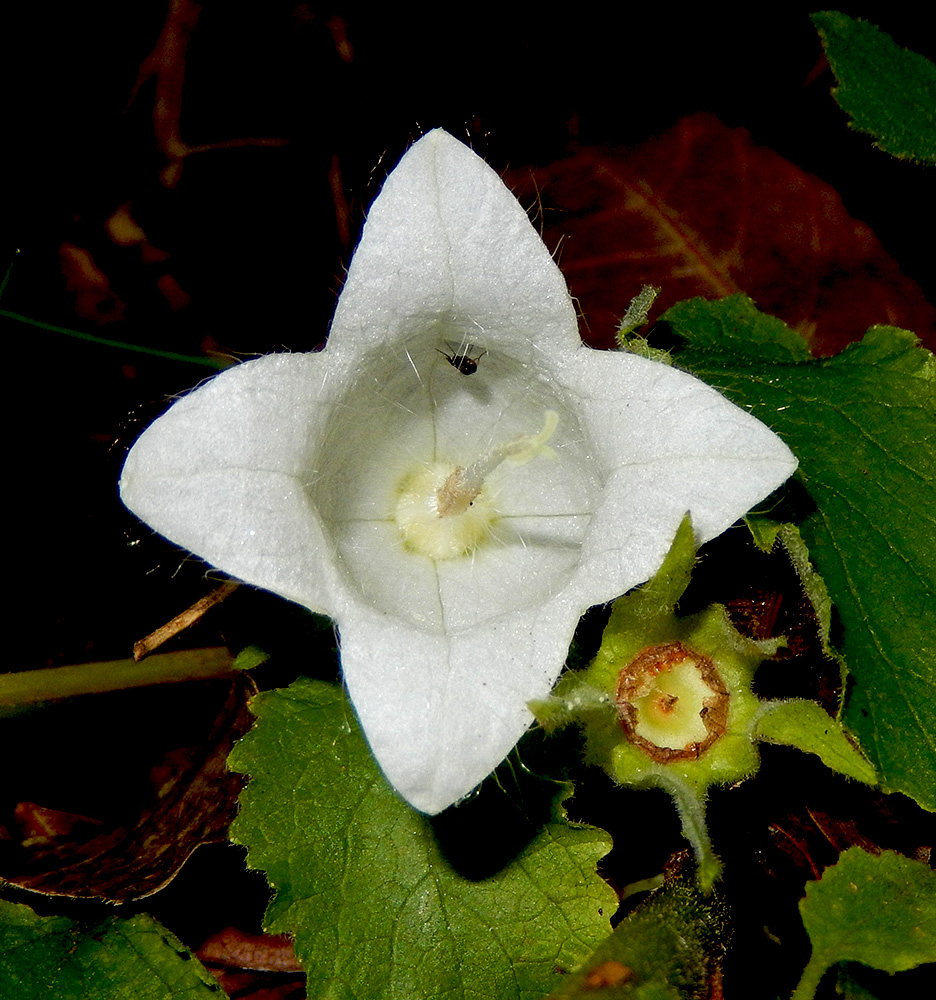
120, 130, 797, 815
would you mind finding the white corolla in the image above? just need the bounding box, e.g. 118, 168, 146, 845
120, 130, 796, 814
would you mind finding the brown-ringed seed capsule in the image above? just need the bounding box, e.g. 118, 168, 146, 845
614, 641, 730, 764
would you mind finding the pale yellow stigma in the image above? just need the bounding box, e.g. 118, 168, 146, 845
393, 411, 558, 560
614, 642, 730, 763
630, 656, 712, 749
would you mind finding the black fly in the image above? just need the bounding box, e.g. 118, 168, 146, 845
438, 343, 486, 375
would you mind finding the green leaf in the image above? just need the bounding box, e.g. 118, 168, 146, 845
232, 644, 269, 671
228, 678, 615, 1000
662, 293, 812, 362
0, 900, 221, 999
664, 297, 936, 810
755, 700, 877, 785
792, 848, 936, 1000
812, 12, 936, 163
545, 873, 727, 999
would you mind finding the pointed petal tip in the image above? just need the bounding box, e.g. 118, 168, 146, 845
389, 765, 479, 817
408, 127, 466, 152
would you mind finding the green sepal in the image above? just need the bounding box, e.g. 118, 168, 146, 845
743, 514, 784, 554
778, 524, 838, 661
755, 699, 877, 786
617, 284, 663, 341
588, 515, 697, 683
536, 518, 780, 889
617, 332, 674, 366
530, 672, 611, 734
584, 516, 780, 796
600, 601, 770, 797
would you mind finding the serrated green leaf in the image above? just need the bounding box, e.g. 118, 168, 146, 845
661, 295, 812, 363
0, 900, 221, 999
755, 700, 876, 785
663, 297, 936, 810
812, 12, 936, 163
228, 678, 615, 1000
546, 874, 727, 999
792, 848, 936, 1000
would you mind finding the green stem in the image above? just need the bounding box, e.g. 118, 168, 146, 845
0, 251, 19, 301
0, 647, 236, 706
0, 308, 224, 368
790, 954, 826, 1000
657, 772, 722, 892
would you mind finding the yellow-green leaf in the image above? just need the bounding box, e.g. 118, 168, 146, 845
793, 848, 936, 999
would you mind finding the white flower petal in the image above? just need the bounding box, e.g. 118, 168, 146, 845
120, 129, 797, 815
337, 594, 586, 815
556, 348, 799, 556
120, 353, 343, 615
327, 131, 581, 365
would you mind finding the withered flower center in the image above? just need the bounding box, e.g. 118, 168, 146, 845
614, 641, 729, 763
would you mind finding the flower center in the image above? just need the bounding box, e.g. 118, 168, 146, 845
614, 642, 729, 763
393, 411, 559, 559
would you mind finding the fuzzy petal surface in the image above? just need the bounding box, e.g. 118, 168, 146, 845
120, 130, 797, 814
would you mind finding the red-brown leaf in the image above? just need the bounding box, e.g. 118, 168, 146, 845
507, 114, 935, 355
0, 674, 255, 903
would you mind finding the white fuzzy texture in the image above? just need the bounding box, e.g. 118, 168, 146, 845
120, 130, 797, 814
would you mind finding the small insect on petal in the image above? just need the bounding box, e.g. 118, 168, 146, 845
438, 341, 487, 375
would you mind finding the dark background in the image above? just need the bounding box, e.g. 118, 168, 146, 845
1, 4, 933, 990
3, 3, 933, 671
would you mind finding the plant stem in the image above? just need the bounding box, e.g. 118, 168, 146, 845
657, 771, 722, 892
0, 308, 224, 368
790, 954, 826, 1000
0, 647, 236, 707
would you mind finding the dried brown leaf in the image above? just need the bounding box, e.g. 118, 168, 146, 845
197, 927, 302, 973
0, 674, 254, 902
508, 114, 935, 354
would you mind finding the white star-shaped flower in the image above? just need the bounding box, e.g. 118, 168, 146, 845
120, 129, 796, 814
